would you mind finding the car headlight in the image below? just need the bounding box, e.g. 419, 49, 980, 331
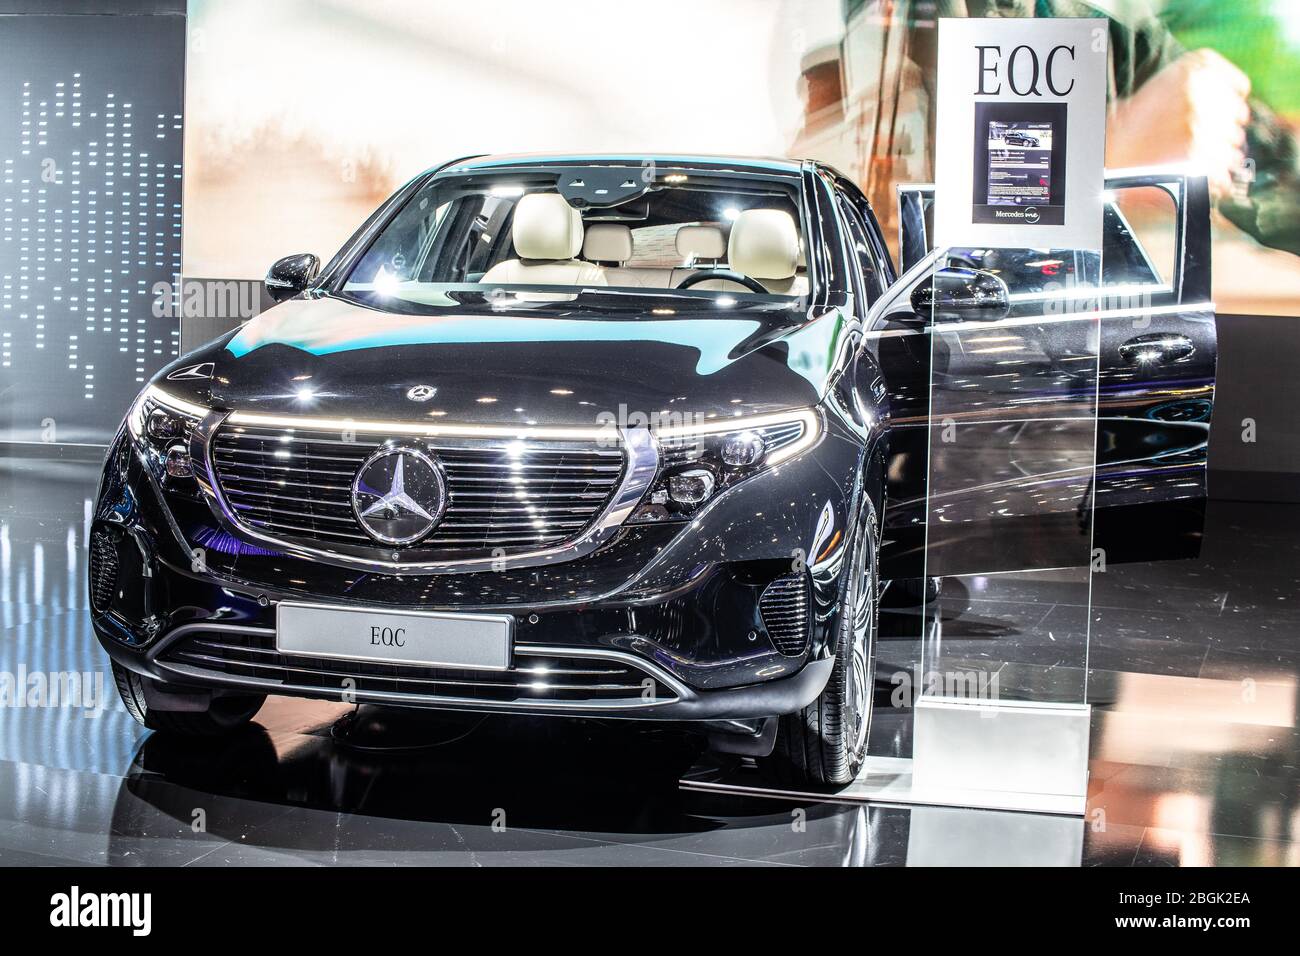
126, 384, 208, 485
628, 407, 822, 523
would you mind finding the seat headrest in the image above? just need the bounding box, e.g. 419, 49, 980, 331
728, 209, 799, 280
582, 223, 633, 263
512, 193, 584, 260
675, 224, 726, 261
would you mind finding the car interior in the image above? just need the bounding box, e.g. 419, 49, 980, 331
479, 191, 810, 295
345, 180, 811, 300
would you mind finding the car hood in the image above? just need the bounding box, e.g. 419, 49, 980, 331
209, 294, 849, 426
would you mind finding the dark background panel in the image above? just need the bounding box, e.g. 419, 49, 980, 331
1206, 312, 1300, 502
0, 1, 183, 14
0, 8, 184, 445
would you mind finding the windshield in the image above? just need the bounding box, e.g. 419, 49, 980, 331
341, 165, 810, 309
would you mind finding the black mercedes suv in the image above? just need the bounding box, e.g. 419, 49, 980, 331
1003, 130, 1041, 147
91, 154, 1217, 785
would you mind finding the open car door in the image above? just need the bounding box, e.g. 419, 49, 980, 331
876, 171, 1216, 579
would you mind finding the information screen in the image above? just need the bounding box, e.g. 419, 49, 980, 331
985, 121, 1054, 206
971, 102, 1068, 227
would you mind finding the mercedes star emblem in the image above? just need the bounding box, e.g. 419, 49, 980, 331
406, 384, 437, 402
351, 445, 447, 546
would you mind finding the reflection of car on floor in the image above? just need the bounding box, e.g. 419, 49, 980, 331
1003, 130, 1040, 147
90, 154, 1217, 787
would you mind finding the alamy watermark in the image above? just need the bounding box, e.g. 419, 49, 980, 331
50, 886, 151, 936
594, 403, 707, 449
0, 667, 107, 719
151, 274, 263, 321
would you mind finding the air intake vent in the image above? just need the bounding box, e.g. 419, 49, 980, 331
156, 630, 679, 707
89, 530, 119, 613
760, 573, 810, 656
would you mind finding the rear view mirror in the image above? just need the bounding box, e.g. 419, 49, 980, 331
911, 267, 1009, 321
265, 253, 321, 303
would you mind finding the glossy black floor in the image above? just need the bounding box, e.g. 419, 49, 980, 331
1, 451, 1296, 866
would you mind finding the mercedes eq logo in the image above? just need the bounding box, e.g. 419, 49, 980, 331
351, 446, 447, 546
405, 384, 437, 402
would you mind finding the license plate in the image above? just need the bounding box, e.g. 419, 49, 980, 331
276, 602, 512, 671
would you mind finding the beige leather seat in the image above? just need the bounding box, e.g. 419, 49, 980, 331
669, 225, 728, 287
581, 223, 664, 288
582, 223, 633, 265
481, 193, 607, 286
683, 210, 805, 295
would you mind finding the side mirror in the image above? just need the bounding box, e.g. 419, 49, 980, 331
910, 267, 1009, 321
265, 253, 320, 303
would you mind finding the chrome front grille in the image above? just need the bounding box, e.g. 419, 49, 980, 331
156, 629, 679, 707
208, 423, 625, 557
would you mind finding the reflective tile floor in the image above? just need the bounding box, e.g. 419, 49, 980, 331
0, 453, 1296, 866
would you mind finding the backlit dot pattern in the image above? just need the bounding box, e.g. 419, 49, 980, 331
1, 68, 182, 433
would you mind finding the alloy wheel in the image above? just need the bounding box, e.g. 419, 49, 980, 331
844, 534, 875, 758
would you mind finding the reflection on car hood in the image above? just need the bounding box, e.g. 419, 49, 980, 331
211, 294, 848, 426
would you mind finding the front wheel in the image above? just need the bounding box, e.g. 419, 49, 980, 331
884, 575, 942, 607
761, 504, 879, 788
112, 662, 265, 737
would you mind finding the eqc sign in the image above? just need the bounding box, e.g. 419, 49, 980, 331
933, 18, 1107, 251
974, 43, 1078, 96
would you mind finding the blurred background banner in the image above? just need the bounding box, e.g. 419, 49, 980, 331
181, 0, 821, 280
185, 0, 1300, 317
793, 0, 1299, 317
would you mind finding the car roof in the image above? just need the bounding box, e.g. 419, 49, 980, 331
436, 152, 807, 176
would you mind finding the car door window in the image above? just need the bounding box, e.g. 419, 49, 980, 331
1100, 184, 1178, 294
836, 194, 887, 306
899, 182, 1178, 303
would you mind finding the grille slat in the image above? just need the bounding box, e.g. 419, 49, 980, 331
232, 503, 360, 525
440, 461, 624, 473
160, 631, 676, 705
221, 431, 625, 458
215, 447, 372, 467
240, 517, 373, 542
408, 534, 575, 545
215, 444, 622, 473
452, 494, 608, 502
216, 461, 359, 480
437, 475, 618, 487
210, 423, 626, 559
226, 488, 355, 508
437, 518, 589, 529
438, 504, 606, 515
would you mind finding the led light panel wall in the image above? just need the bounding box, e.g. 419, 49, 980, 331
0, 11, 184, 445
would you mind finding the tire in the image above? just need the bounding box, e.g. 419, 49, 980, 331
112, 661, 265, 737
888, 575, 942, 606
761, 504, 879, 788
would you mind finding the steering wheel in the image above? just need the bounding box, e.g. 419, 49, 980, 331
675, 269, 769, 294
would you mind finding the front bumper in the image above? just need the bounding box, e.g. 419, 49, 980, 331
96, 619, 836, 721
91, 407, 873, 722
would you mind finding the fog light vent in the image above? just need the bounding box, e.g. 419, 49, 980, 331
759, 573, 810, 656
89, 530, 119, 613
